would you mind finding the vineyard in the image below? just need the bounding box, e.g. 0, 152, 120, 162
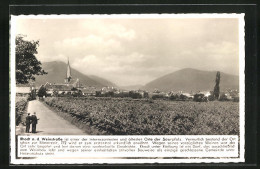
15, 96, 28, 126
44, 97, 239, 135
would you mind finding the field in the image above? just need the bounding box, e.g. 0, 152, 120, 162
44, 97, 239, 135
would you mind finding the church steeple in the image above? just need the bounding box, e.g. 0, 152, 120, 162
67, 58, 72, 79
65, 58, 72, 83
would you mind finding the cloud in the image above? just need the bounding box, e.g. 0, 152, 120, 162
53, 35, 123, 57
80, 20, 136, 41
13, 16, 240, 86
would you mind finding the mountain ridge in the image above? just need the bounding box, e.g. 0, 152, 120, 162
34, 61, 116, 88
142, 68, 239, 92
33, 62, 239, 92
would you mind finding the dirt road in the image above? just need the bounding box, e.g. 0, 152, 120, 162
24, 100, 86, 135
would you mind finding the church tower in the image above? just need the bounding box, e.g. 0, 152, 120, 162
64, 58, 72, 83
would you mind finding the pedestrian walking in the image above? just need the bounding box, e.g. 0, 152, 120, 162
25, 113, 31, 133
31, 112, 39, 133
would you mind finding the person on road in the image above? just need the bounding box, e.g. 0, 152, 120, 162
25, 113, 31, 133
31, 112, 39, 133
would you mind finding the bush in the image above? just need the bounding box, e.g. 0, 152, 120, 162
128, 91, 142, 99
38, 85, 47, 97
233, 97, 239, 102
219, 94, 228, 101
96, 91, 102, 97
132, 93, 142, 99
114, 92, 129, 98
169, 94, 177, 101
59, 91, 65, 97
72, 90, 83, 97
208, 94, 214, 101
27, 89, 37, 100
193, 94, 207, 102
143, 92, 149, 98
152, 94, 164, 100
15, 97, 28, 126
104, 91, 114, 97
179, 94, 188, 101
53, 91, 59, 97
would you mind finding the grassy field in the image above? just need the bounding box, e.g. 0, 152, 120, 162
44, 97, 239, 135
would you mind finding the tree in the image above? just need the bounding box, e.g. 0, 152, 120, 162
37, 85, 47, 97
53, 90, 59, 97
219, 93, 228, 101
213, 71, 220, 100
71, 87, 78, 91
16, 35, 47, 84
143, 91, 149, 98
193, 93, 205, 102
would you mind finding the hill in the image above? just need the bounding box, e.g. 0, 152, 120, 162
143, 68, 239, 92
119, 84, 144, 91
34, 61, 116, 88
89, 75, 117, 87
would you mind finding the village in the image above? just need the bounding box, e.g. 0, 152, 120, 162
16, 60, 239, 102
16, 84, 239, 102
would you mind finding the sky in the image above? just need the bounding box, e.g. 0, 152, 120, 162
13, 15, 241, 86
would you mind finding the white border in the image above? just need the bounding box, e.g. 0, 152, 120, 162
10, 13, 245, 164
11, 13, 243, 19
10, 14, 17, 165
238, 13, 245, 162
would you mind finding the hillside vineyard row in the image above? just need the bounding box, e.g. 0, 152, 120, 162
44, 97, 239, 135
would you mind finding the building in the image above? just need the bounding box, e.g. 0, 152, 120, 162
16, 87, 31, 96
16, 83, 36, 97
44, 58, 82, 96
81, 87, 96, 96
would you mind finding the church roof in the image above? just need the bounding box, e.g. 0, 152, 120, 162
44, 83, 72, 91
53, 85, 72, 91
42, 59, 81, 91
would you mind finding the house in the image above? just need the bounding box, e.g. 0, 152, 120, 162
101, 86, 117, 94
81, 87, 96, 96
16, 87, 31, 96
182, 92, 193, 98
16, 83, 36, 97
199, 91, 211, 97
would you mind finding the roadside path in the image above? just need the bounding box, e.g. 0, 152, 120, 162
23, 100, 86, 135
